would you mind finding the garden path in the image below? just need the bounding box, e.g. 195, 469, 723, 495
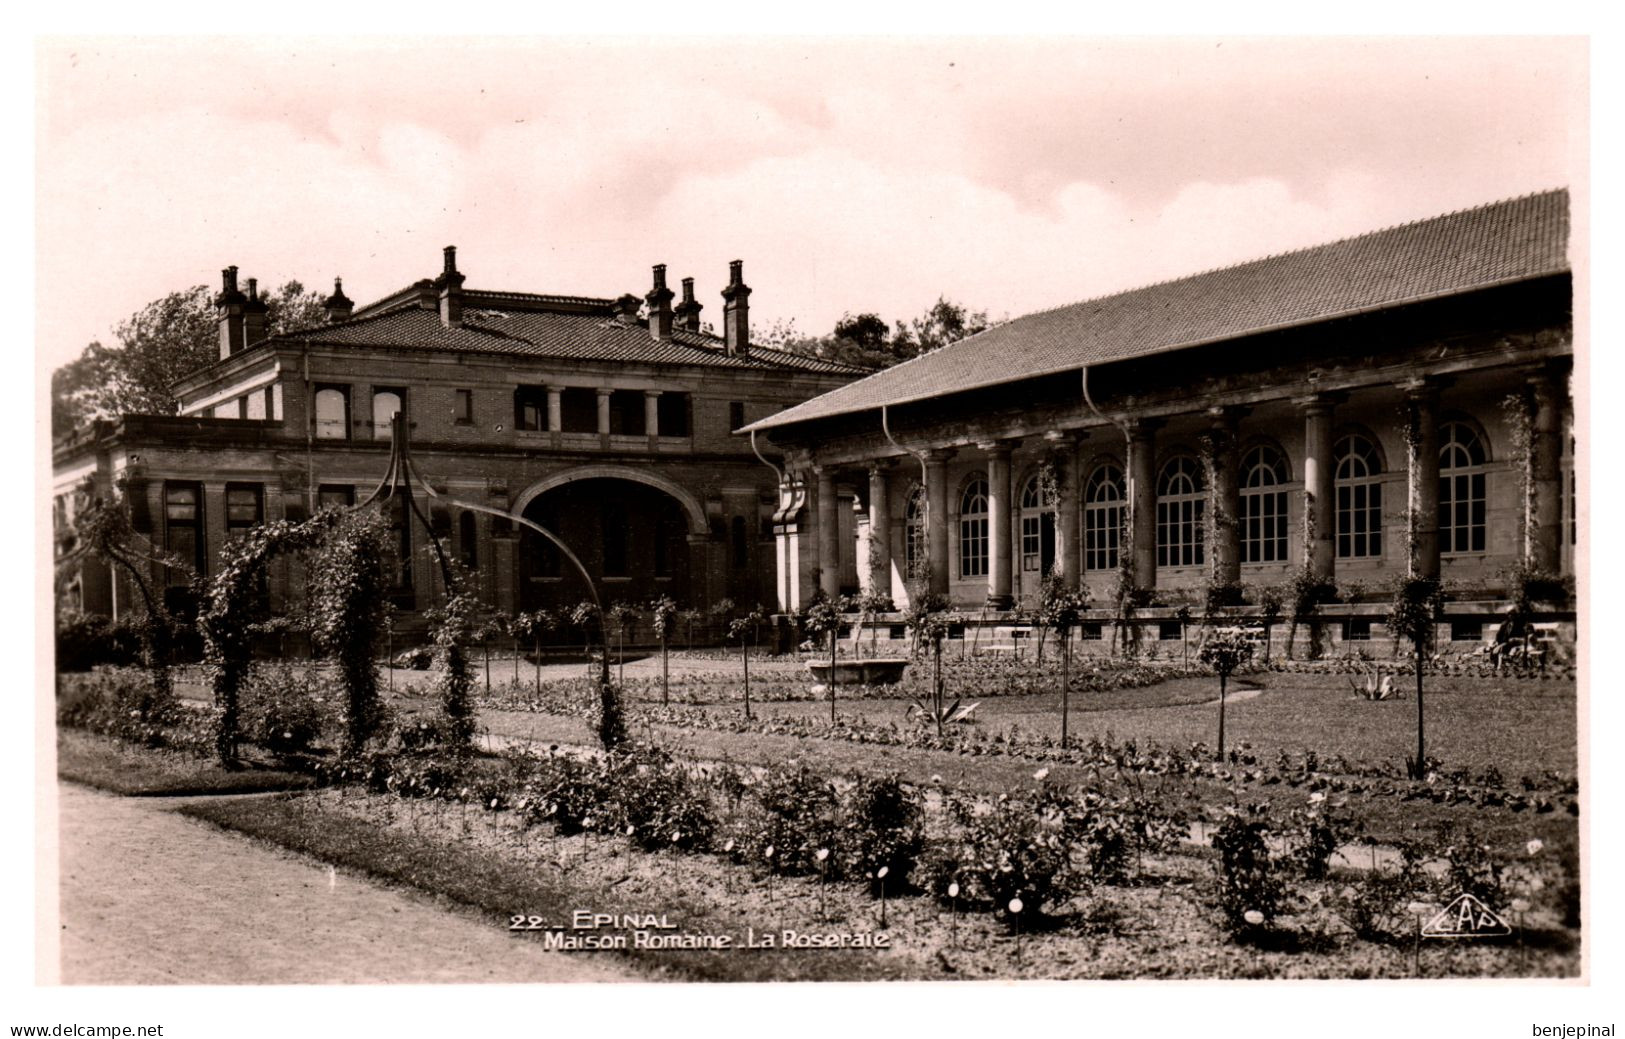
55, 783, 632, 984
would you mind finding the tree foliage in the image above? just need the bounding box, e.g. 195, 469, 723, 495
52, 280, 327, 436
775, 297, 993, 371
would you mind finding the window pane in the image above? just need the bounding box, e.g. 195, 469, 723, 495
315, 388, 347, 439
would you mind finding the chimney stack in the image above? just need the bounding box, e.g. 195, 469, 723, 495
611, 294, 642, 324
721, 259, 751, 357
646, 264, 675, 340
323, 277, 355, 323
436, 245, 466, 327
674, 277, 703, 333
242, 277, 269, 347
216, 266, 248, 360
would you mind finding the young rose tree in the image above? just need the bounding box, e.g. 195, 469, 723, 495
728, 607, 766, 720
903, 592, 955, 737
1387, 575, 1444, 778
1199, 628, 1254, 762
803, 594, 843, 724
649, 596, 677, 706
1039, 578, 1088, 748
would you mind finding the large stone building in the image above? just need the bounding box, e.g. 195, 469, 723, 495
746, 191, 1577, 652
53, 249, 864, 630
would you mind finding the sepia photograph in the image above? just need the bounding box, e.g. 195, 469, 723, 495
21, 22, 1608, 1036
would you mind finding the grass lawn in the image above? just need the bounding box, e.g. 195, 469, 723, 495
56, 729, 315, 797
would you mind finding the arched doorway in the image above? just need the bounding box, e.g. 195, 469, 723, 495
519, 478, 692, 611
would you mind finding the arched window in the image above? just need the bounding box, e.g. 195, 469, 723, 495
459, 510, 478, 570
959, 478, 989, 579
1084, 463, 1124, 572
314, 386, 348, 440
1018, 472, 1056, 576
904, 485, 926, 578
731, 515, 749, 569
1439, 421, 1487, 554
1239, 445, 1289, 564
1156, 456, 1205, 568
372, 388, 404, 441
1335, 434, 1383, 559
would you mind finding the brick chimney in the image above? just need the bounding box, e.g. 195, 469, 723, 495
646, 264, 675, 340
242, 277, 269, 347
436, 245, 466, 327
674, 277, 703, 333
721, 259, 751, 357
216, 266, 248, 360
611, 293, 641, 324
323, 277, 354, 323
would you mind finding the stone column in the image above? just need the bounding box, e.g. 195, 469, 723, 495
596, 390, 612, 435
925, 450, 951, 597
1205, 407, 1242, 587
1530, 369, 1565, 572
1051, 434, 1084, 591
1300, 395, 1336, 581
816, 466, 840, 600
546, 387, 562, 432
1405, 381, 1441, 579
1128, 420, 1158, 589
981, 441, 1014, 609
867, 465, 892, 600
644, 390, 662, 439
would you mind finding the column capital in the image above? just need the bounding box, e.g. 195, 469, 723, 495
1399, 375, 1451, 400
975, 439, 1015, 457
866, 459, 897, 477
1126, 417, 1165, 440
596, 387, 613, 399
1293, 391, 1347, 413
923, 447, 956, 464
643, 388, 662, 398
1205, 404, 1250, 427
1041, 428, 1088, 447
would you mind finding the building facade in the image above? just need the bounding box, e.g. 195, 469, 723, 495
746, 191, 1577, 651
53, 249, 864, 631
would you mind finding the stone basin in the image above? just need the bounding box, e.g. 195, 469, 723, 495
805, 658, 911, 690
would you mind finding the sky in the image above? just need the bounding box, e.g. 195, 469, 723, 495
34, 35, 1586, 371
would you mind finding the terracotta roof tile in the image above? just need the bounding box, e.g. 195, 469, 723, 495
277, 301, 863, 376
744, 189, 1571, 433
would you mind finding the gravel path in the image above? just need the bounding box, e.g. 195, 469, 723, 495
57, 783, 631, 984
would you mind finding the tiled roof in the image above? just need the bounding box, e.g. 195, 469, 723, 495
275, 300, 864, 376
743, 189, 1571, 433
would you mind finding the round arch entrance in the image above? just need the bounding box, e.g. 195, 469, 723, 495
518, 477, 694, 612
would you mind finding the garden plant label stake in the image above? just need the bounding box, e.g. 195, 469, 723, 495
1422, 894, 1512, 939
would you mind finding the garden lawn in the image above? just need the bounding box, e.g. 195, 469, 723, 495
56, 730, 315, 797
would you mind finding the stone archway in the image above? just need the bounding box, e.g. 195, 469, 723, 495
513, 465, 709, 537
515, 473, 701, 612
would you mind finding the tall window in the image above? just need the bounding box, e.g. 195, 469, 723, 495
383, 495, 412, 593
1018, 473, 1055, 576
729, 401, 746, 432
1156, 456, 1205, 568
958, 478, 989, 579
904, 485, 926, 577
1439, 421, 1487, 554
314, 386, 349, 439
1084, 463, 1124, 572
454, 389, 474, 425
317, 484, 354, 511
514, 386, 547, 431
459, 511, 478, 570
1335, 434, 1383, 558
372, 388, 404, 440
225, 483, 263, 537
657, 393, 691, 437
164, 482, 204, 582
1239, 445, 1289, 563
731, 516, 749, 569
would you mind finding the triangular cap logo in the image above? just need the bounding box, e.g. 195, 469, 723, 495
1422, 893, 1512, 938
